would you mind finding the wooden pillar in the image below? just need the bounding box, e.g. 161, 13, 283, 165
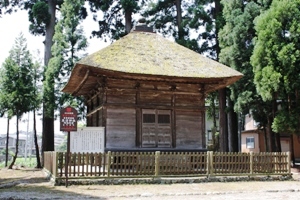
219, 88, 227, 152
103, 77, 107, 148
135, 82, 141, 147
200, 90, 206, 149
171, 91, 176, 148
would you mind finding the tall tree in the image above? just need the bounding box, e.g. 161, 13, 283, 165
188, 0, 224, 57
219, 0, 273, 151
20, 0, 61, 161
143, 0, 205, 52
45, 0, 87, 120
211, 0, 229, 152
143, 0, 185, 39
251, 0, 300, 154
31, 57, 43, 168
187, 0, 229, 151
0, 33, 37, 169
89, 0, 141, 41
23, 0, 86, 162
1, 1, 91, 163
5, 117, 10, 167
0, 97, 13, 167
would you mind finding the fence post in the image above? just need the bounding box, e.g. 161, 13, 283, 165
287, 151, 291, 174
155, 151, 160, 176
206, 151, 210, 176
207, 151, 213, 176
107, 151, 111, 177
54, 152, 58, 178
274, 152, 278, 173
250, 151, 253, 175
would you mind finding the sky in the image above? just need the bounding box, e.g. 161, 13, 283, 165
0, 8, 109, 135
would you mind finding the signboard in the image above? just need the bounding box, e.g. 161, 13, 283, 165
60, 106, 78, 132
70, 127, 105, 153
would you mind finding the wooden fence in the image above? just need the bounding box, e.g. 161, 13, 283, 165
44, 151, 291, 180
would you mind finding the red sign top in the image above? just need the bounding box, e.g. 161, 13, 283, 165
60, 106, 78, 132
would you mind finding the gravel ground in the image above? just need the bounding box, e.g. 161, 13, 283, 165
0, 167, 300, 200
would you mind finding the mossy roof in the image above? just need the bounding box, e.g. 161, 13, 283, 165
63, 31, 243, 95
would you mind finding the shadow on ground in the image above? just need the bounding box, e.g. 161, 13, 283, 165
0, 167, 107, 199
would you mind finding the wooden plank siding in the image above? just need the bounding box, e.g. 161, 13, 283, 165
106, 108, 136, 148
85, 78, 206, 150
139, 92, 172, 106
176, 111, 203, 149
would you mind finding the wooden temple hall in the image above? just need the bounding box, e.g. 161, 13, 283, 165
62, 24, 243, 151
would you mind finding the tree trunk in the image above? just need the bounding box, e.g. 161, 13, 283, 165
290, 134, 295, 166
124, 10, 132, 34
34, 110, 42, 168
214, 0, 221, 58
8, 115, 19, 169
266, 116, 273, 152
215, 0, 227, 152
42, 0, 57, 165
219, 88, 228, 152
175, 0, 184, 40
292, 89, 300, 165
263, 125, 269, 152
276, 132, 281, 152
5, 118, 10, 167
228, 98, 238, 152
210, 93, 218, 150
271, 97, 281, 152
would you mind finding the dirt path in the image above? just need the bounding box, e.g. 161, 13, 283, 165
0, 167, 300, 199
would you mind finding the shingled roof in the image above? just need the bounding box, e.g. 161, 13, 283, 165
63, 30, 242, 96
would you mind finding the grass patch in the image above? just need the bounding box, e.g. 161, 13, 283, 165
0, 157, 38, 168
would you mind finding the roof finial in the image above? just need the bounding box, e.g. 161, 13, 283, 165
131, 18, 155, 33
138, 18, 146, 25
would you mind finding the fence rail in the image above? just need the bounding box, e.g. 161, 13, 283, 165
44, 151, 291, 179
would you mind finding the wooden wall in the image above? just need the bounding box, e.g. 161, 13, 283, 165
176, 110, 203, 149
85, 77, 206, 150
106, 108, 136, 148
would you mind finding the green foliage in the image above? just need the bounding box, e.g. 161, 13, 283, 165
0, 157, 37, 168
31, 59, 43, 111
143, 0, 183, 37
28, 1, 50, 36
90, 0, 141, 41
0, 148, 14, 156
0, 0, 20, 15
44, 0, 87, 119
0, 33, 36, 117
206, 92, 219, 120
252, 0, 300, 98
120, 0, 138, 12
251, 0, 300, 134
143, 0, 225, 56
143, 0, 208, 53
0, 33, 39, 168
56, 136, 67, 152
219, 0, 272, 129
32, 1, 50, 25
188, 0, 225, 56
272, 109, 298, 134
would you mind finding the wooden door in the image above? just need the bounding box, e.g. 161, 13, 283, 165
142, 109, 171, 148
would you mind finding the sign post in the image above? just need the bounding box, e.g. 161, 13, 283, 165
60, 106, 77, 187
